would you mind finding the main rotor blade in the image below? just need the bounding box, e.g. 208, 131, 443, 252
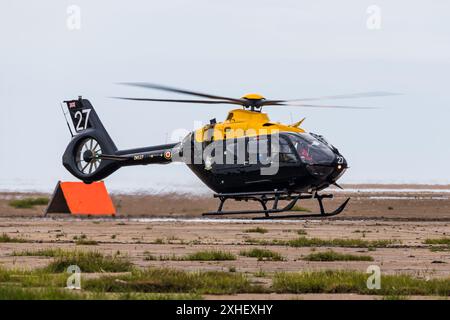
263, 91, 400, 105
268, 102, 380, 109
119, 82, 244, 104
112, 97, 242, 105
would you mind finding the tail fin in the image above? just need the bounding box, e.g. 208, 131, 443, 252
63, 96, 117, 151
62, 97, 119, 183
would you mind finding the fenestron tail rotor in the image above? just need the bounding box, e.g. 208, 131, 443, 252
75, 138, 103, 175
113, 82, 399, 111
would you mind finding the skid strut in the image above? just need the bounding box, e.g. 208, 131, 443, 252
203, 190, 350, 219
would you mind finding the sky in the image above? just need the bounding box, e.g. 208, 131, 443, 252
0, 0, 449, 193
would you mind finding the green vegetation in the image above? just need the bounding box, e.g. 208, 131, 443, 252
84, 268, 264, 295
424, 238, 450, 245
1, 258, 449, 299
116, 292, 202, 300
297, 229, 307, 235
43, 251, 133, 273
143, 252, 158, 261
382, 295, 409, 300
0, 268, 67, 288
0, 286, 88, 300
144, 250, 236, 261
73, 234, 98, 246
8, 197, 49, 209
254, 269, 267, 277
246, 236, 396, 248
184, 250, 236, 261
291, 205, 311, 212
0, 265, 205, 300
0, 233, 29, 243
287, 237, 395, 248
240, 248, 284, 261
244, 227, 268, 234
430, 247, 450, 252
75, 239, 98, 245
273, 270, 450, 296
12, 248, 65, 257
302, 250, 374, 262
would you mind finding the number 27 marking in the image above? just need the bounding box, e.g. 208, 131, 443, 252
74, 109, 91, 131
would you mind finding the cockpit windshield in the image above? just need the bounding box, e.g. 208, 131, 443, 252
287, 133, 336, 165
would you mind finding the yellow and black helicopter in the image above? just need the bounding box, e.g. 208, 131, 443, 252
61, 83, 393, 219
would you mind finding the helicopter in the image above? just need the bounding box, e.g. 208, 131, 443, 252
61, 83, 394, 219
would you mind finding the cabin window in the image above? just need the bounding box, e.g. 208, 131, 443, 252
245, 136, 275, 165
279, 137, 297, 163
224, 141, 238, 164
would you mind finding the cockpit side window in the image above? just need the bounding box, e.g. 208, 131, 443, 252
287, 133, 335, 165
279, 136, 297, 163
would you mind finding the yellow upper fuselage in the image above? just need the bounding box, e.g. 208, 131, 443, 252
195, 109, 305, 142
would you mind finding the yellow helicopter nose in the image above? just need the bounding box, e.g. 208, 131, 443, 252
242, 93, 265, 100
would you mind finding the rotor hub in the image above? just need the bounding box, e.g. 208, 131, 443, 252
241, 94, 265, 111
83, 149, 95, 162
241, 93, 265, 100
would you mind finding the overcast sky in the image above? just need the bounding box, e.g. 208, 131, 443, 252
1, 0, 449, 193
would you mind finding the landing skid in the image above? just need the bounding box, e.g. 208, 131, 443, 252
202, 190, 350, 220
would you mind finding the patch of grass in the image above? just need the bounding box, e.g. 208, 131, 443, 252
240, 248, 284, 261
382, 295, 409, 300
302, 250, 373, 262
0, 233, 29, 243
288, 237, 395, 248
291, 205, 311, 212
75, 239, 98, 245
144, 250, 236, 261
272, 270, 450, 296
43, 251, 133, 273
254, 269, 267, 278
0, 268, 67, 288
84, 268, 265, 295
8, 197, 49, 209
11, 248, 65, 257
74, 235, 98, 246
244, 227, 268, 234
430, 247, 450, 252
246, 236, 395, 248
143, 252, 158, 261
183, 250, 236, 261
424, 238, 450, 245
118, 292, 202, 300
297, 229, 307, 235
0, 284, 201, 300
0, 286, 88, 300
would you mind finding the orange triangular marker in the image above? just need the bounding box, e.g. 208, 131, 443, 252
45, 181, 115, 216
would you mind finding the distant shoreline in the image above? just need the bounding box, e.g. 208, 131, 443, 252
1, 183, 450, 196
